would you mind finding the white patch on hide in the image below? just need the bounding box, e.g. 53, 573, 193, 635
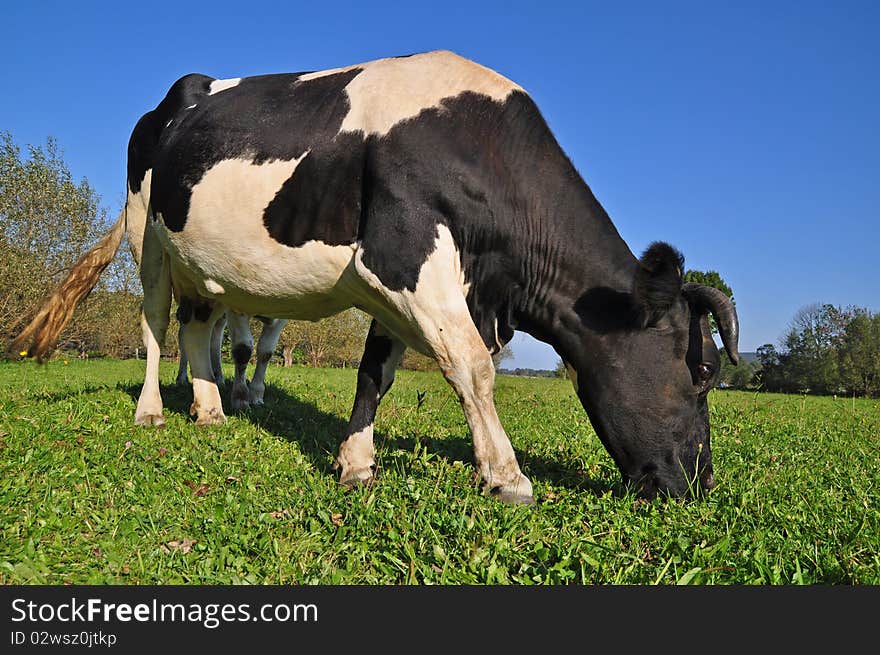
208, 78, 241, 95
565, 361, 579, 392
351, 223, 474, 358
124, 168, 152, 264
298, 66, 351, 82
493, 318, 503, 354
157, 155, 355, 319
295, 51, 521, 138
351, 223, 527, 493
203, 278, 225, 295
340, 51, 522, 137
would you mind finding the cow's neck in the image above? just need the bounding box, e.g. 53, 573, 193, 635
506, 154, 640, 362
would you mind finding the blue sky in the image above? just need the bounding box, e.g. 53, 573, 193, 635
3, 1, 878, 369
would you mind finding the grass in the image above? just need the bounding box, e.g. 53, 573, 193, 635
0, 358, 878, 584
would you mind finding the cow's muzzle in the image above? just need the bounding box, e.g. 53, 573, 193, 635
627, 464, 716, 500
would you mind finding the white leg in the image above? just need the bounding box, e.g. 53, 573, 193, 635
135, 312, 167, 426
248, 318, 286, 405
134, 225, 171, 427
431, 314, 533, 503
180, 303, 227, 425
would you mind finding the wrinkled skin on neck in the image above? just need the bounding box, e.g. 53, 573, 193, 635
567, 298, 721, 499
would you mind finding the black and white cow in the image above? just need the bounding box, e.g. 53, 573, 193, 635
16, 50, 739, 503
176, 308, 287, 411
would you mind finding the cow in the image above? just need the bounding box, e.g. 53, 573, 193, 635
15, 50, 739, 504
176, 308, 287, 411
175, 306, 227, 387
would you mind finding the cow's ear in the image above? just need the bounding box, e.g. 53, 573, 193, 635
634, 242, 684, 326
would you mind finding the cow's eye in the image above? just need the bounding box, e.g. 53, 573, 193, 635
697, 363, 714, 381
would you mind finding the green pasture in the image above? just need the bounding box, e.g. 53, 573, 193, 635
1, 359, 877, 584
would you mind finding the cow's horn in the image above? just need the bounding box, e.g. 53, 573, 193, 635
682, 283, 740, 365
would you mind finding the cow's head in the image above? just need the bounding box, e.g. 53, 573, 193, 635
566, 242, 739, 499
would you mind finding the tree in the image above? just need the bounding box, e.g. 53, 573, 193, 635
277, 320, 305, 367
492, 343, 514, 370
303, 310, 371, 367
719, 348, 755, 389
271, 310, 370, 368
755, 303, 880, 397
684, 269, 734, 335
0, 132, 141, 356
755, 343, 785, 392
781, 303, 850, 394
400, 349, 438, 372
837, 310, 880, 397
553, 359, 569, 379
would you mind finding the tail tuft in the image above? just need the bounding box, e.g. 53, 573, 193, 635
12, 211, 126, 362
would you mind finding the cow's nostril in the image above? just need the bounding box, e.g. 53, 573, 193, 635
701, 472, 716, 491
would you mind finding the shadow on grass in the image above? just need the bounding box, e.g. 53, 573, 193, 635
15, 382, 130, 404
116, 380, 617, 497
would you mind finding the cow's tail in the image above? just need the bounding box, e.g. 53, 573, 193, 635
13, 208, 127, 362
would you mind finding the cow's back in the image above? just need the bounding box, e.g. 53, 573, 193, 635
128, 73, 215, 196
140, 51, 553, 330
149, 51, 522, 239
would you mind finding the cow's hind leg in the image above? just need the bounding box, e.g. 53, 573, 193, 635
179, 299, 227, 425
134, 224, 171, 427
248, 318, 286, 406
210, 311, 227, 385
335, 320, 406, 487
175, 327, 189, 386
175, 305, 224, 386
135, 311, 169, 426
175, 309, 189, 386
226, 311, 253, 411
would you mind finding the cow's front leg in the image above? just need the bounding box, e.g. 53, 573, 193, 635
248, 318, 286, 406
352, 224, 533, 504
335, 320, 406, 487
179, 299, 227, 425
226, 311, 253, 411
431, 319, 534, 504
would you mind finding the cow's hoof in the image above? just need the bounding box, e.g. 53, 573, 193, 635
195, 410, 226, 426
134, 413, 165, 428
191, 403, 226, 426
231, 384, 250, 411
248, 384, 266, 406
488, 474, 534, 506
338, 466, 376, 488
230, 397, 250, 412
